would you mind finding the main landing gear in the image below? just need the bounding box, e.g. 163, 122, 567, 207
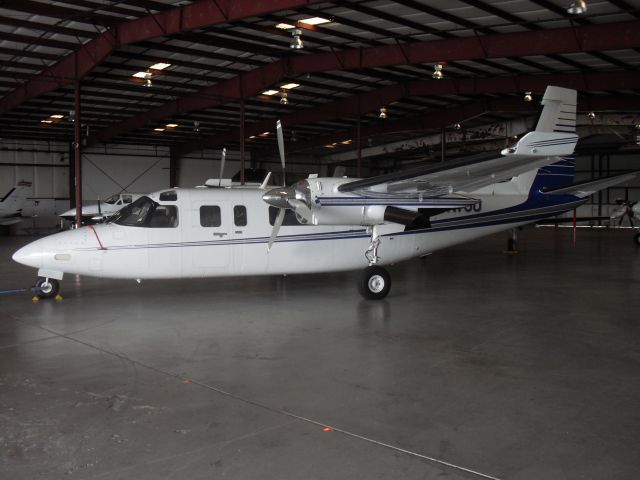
358, 226, 391, 300
35, 277, 60, 299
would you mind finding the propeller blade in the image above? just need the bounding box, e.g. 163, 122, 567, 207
289, 199, 312, 223
218, 147, 226, 187
97, 198, 102, 216
268, 208, 286, 251
276, 120, 286, 186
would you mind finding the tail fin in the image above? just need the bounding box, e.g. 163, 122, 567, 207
0, 181, 31, 212
502, 86, 578, 157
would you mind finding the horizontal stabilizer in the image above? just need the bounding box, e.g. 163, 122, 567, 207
543, 171, 639, 198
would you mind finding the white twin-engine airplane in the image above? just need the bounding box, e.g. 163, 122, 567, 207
12, 86, 637, 300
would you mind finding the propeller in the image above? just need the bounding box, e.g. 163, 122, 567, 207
276, 120, 286, 187
218, 147, 226, 187
266, 122, 288, 251
264, 120, 312, 250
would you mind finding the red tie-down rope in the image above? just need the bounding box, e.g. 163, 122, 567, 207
87, 224, 106, 250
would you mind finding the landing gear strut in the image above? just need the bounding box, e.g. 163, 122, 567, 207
35, 277, 60, 299
359, 226, 391, 300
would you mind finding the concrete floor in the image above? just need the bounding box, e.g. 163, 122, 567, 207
0, 227, 639, 480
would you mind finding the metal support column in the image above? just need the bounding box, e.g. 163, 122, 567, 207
74, 80, 82, 228
356, 115, 362, 177
240, 99, 245, 185
169, 148, 179, 188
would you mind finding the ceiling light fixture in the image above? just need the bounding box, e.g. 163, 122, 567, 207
567, 0, 587, 14
453, 123, 461, 130
276, 23, 296, 30
166, 123, 179, 128
524, 91, 533, 102
587, 111, 596, 119
432, 63, 444, 80
50, 114, 64, 119
379, 107, 387, 119
193, 120, 200, 133
299, 17, 331, 26
262, 89, 279, 96
290, 29, 303, 49
280, 83, 300, 90
280, 91, 288, 105
153, 127, 165, 132
149, 62, 171, 71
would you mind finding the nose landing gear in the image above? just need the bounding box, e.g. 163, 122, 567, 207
35, 277, 60, 299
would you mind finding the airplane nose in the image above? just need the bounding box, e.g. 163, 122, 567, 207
12, 240, 44, 268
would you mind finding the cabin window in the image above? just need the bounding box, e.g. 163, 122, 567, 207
111, 196, 178, 228
234, 205, 247, 227
159, 191, 177, 201
268, 206, 307, 226
122, 194, 133, 204
200, 205, 221, 227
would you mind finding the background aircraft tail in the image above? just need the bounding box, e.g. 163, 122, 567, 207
0, 181, 32, 213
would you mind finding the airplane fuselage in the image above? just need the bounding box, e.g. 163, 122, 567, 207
13, 181, 584, 282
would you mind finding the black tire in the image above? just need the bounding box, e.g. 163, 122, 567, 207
358, 266, 391, 300
635, 233, 640, 246
35, 277, 60, 299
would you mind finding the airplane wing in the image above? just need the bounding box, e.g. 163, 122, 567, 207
337, 150, 564, 196
0, 214, 24, 226
542, 171, 639, 198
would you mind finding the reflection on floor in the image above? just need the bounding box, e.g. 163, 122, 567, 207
1, 227, 639, 479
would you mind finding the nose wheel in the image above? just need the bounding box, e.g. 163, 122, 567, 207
358, 266, 391, 300
35, 277, 60, 299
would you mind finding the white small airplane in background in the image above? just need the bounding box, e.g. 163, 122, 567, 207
0, 181, 32, 226
59, 192, 144, 225
610, 199, 640, 245
12, 86, 638, 299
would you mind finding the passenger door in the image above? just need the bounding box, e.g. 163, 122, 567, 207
187, 199, 231, 272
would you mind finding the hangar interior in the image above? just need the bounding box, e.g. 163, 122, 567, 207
1, 1, 639, 479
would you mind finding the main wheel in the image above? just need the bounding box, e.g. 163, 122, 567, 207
358, 266, 391, 300
635, 232, 640, 246
35, 277, 60, 299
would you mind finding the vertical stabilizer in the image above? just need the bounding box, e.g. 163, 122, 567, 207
502, 86, 578, 157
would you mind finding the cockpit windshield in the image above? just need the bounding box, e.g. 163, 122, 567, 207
105, 194, 120, 204
109, 196, 178, 228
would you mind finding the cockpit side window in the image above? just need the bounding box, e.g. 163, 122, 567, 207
111, 196, 178, 228
148, 205, 178, 228
122, 194, 133, 204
